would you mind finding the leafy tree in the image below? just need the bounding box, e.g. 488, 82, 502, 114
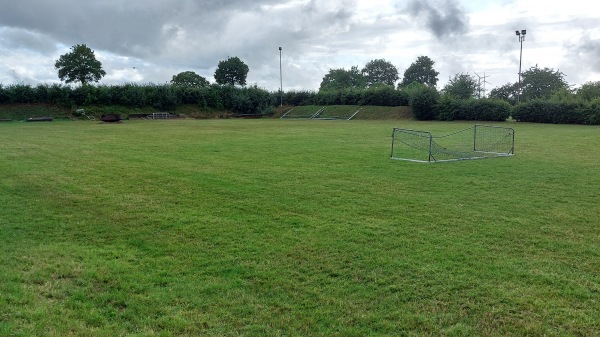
214, 57, 249, 86
520, 66, 569, 101
442, 73, 480, 99
549, 87, 577, 102
489, 82, 519, 104
400, 56, 439, 88
319, 66, 366, 91
409, 86, 439, 120
361, 59, 399, 87
400, 81, 427, 98
171, 71, 209, 87
576, 81, 600, 101
54, 44, 106, 85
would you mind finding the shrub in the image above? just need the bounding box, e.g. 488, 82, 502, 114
231, 85, 272, 115
436, 95, 467, 121
147, 84, 180, 111
587, 99, 600, 125
512, 100, 551, 123
468, 98, 511, 121
360, 85, 409, 106
512, 100, 587, 124
5, 84, 36, 103
409, 86, 439, 120
281, 90, 317, 106
199, 85, 224, 110
110, 83, 148, 107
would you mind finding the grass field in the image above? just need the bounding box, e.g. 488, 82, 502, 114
0, 119, 599, 336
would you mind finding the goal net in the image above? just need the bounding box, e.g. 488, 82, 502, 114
390, 125, 514, 162
281, 105, 361, 120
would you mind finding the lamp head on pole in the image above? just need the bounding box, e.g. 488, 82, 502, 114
515, 30, 520, 36
521, 29, 526, 35
279, 47, 282, 51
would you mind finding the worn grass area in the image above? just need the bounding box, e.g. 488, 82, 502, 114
0, 119, 598, 336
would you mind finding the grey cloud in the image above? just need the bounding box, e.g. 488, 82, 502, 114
3, 0, 592, 92
405, 0, 468, 39
0, 27, 56, 54
576, 39, 600, 72
564, 35, 600, 84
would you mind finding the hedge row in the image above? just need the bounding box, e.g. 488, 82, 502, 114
409, 87, 600, 124
409, 88, 511, 122
0, 83, 274, 115
437, 97, 512, 121
0, 83, 410, 115
282, 86, 409, 106
512, 100, 600, 124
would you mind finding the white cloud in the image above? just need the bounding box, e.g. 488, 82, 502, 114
0, 0, 598, 91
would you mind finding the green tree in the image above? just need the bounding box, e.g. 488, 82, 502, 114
319, 66, 366, 91
520, 66, 569, 101
214, 57, 249, 86
409, 85, 439, 120
54, 44, 106, 85
361, 59, 399, 87
400, 56, 439, 88
576, 81, 600, 101
171, 71, 209, 87
442, 73, 480, 99
489, 82, 519, 104
549, 87, 577, 102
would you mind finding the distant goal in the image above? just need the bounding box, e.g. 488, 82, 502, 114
390, 125, 514, 163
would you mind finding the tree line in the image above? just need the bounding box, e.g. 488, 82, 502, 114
3, 44, 599, 124
55, 44, 250, 87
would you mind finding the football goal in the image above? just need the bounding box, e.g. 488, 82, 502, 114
390, 125, 514, 162
281, 105, 361, 120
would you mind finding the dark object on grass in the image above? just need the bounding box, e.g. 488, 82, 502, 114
26, 117, 53, 122
231, 114, 263, 118
100, 114, 122, 123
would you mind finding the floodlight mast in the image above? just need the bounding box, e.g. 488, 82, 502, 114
279, 47, 283, 107
516, 29, 526, 103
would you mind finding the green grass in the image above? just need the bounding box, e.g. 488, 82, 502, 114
0, 119, 599, 336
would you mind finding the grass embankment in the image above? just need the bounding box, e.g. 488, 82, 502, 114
0, 119, 598, 335
0, 104, 410, 121
0, 104, 71, 120
280, 105, 412, 119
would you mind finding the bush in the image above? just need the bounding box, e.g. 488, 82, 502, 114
110, 84, 148, 107
147, 84, 180, 111
409, 86, 439, 120
231, 85, 272, 115
513, 100, 588, 124
588, 100, 600, 125
436, 95, 467, 121
281, 90, 317, 106
4, 84, 36, 103
360, 85, 409, 106
468, 98, 511, 121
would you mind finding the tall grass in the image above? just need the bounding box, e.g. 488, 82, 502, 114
0, 120, 598, 336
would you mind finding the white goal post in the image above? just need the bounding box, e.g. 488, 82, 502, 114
390, 125, 514, 163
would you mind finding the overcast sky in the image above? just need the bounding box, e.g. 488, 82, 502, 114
1, 0, 598, 93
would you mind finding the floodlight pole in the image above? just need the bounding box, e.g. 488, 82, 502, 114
279, 47, 283, 107
515, 29, 526, 103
